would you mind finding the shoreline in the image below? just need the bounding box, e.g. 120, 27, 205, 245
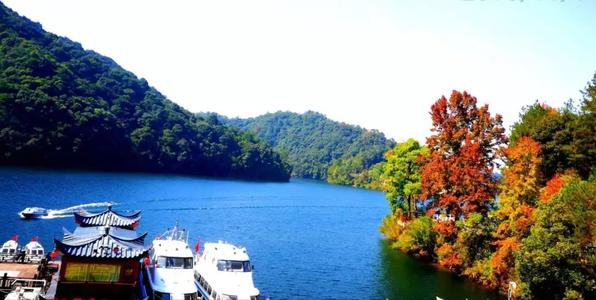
384, 239, 506, 298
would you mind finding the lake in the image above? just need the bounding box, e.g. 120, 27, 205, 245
0, 167, 502, 299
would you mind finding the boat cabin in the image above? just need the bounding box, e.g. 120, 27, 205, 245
0, 237, 20, 262
54, 226, 149, 300
24, 238, 45, 264
143, 226, 198, 300
194, 241, 259, 300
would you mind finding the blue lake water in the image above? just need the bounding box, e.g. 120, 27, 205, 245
0, 167, 502, 299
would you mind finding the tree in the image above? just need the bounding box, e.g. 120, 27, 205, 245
510, 103, 576, 182
572, 73, 596, 178
394, 216, 436, 257
516, 179, 595, 299
421, 90, 507, 219
455, 212, 496, 268
222, 111, 395, 181
380, 139, 428, 216
0, 3, 291, 181
490, 137, 542, 291
498, 136, 543, 209
510, 84, 595, 181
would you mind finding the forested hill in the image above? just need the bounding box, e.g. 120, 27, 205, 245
0, 3, 290, 181
210, 111, 395, 182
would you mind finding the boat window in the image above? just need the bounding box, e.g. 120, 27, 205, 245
156, 256, 166, 267
184, 293, 197, 300
2, 249, 8, 254
160, 257, 193, 269
155, 291, 171, 300
216, 260, 252, 272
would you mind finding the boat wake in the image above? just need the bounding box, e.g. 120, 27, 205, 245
19, 202, 114, 219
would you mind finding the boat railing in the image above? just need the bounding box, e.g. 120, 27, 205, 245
160, 225, 189, 243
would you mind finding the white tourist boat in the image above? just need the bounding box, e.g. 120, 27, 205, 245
194, 241, 260, 300
0, 236, 20, 262
144, 225, 198, 300
23, 238, 44, 264
19, 207, 48, 219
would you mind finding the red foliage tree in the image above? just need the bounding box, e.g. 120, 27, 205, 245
421, 91, 507, 219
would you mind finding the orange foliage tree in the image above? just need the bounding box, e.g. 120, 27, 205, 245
491, 137, 542, 291
495, 137, 542, 238
421, 91, 507, 219
421, 91, 506, 270
538, 172, 578, 203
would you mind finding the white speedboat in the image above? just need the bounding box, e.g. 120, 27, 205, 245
194, 241, 260, 300
144, 225, 198, 300
23, 238, 44, 264
19, 207, 48, 219
0, 236, 20, 262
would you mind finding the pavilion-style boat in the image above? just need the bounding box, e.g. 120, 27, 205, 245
53, 206, 149, 300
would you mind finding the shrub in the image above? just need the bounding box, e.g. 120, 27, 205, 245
395, 216, 435, 257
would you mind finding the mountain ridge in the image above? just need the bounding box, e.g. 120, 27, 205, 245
0, 2, 290, 181
199, 110, 395, 183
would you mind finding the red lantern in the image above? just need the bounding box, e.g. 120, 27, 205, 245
50, 249, 59, 259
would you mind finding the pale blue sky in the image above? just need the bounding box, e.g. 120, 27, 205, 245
4, 0, 596, 142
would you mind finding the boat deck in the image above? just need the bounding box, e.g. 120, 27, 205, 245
0, 261, 60, 299
0, 263, 40, 279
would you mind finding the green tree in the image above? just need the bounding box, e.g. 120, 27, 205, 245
510, 82, 595, 181
572, 73, 596, 178
455, 212, 496, 270
218, 111, 395, 181
516, 179, 595, 299
0, 3, 290, 181
380, 138, 428, 216
394, 216, 436, 257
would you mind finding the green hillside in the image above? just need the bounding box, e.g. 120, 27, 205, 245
0, 2, 290, 181
214, 111, 395, 184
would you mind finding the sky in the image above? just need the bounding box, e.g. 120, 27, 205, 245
3, 0, 596, 142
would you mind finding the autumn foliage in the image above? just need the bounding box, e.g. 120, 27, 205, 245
421, 90, 506, 219
539, 173, 575, 203
436, 243, 462, 271
500, 136, 542, 205
380, 75, 596, 300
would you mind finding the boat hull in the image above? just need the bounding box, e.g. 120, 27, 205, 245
20, 212, 47, 219
143, 265, 198, 300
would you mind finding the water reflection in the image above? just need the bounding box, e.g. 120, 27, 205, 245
376, 239, 504, 300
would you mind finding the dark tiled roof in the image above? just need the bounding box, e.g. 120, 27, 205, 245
74, 206, 141, 228
55, 226, 149, 259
